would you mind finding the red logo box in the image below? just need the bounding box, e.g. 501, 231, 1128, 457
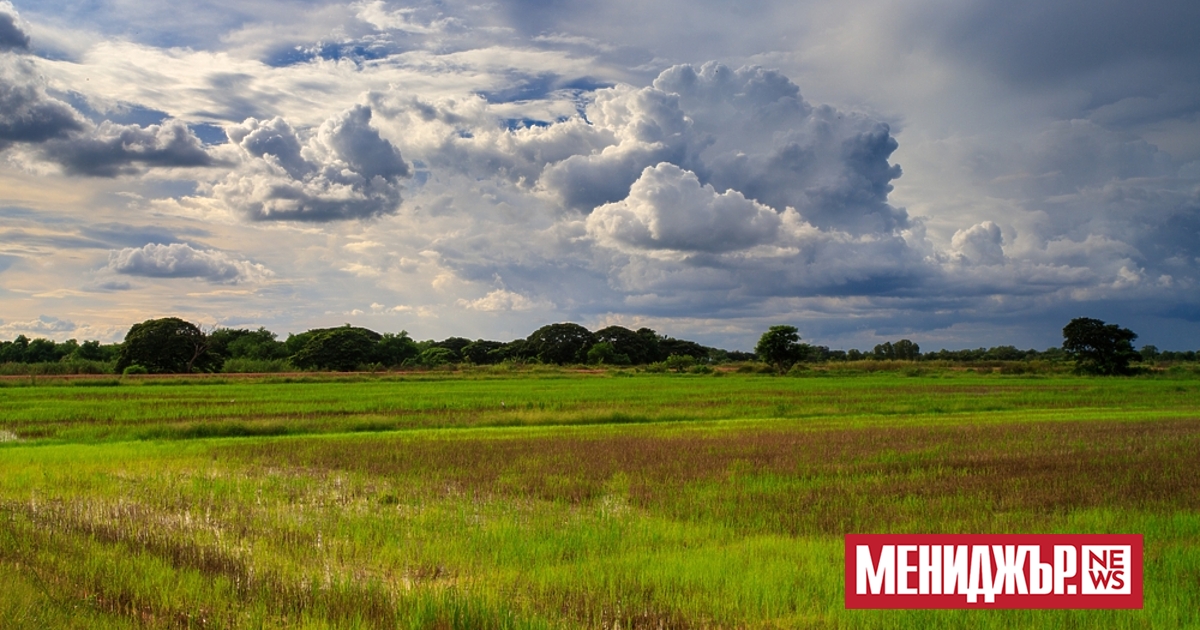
845, 534, 1143, 609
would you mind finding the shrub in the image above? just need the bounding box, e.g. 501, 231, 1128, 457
221, 358, 294, 374
665, 354, 697, 373
786, 364, 811, 376
122, 365, 149, 375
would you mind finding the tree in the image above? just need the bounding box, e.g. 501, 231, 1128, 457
116, 317, 215, 373
372, 332, 419, 366
209, 327, 288, 365
594, 326, 656, 364
416, 347, 455, 367
755, 325, 805, 374
1062, 317, 1141, 376
658, 337, 709, 361
526, 323, 596, 365
587, 341, 630, 365
461, 339, 506, 365
429, 337, 472, 362
0, 335, 29, 363
290, 326, 381, 371
893, 339, 920, 361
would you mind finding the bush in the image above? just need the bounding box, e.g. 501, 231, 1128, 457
665, 354, 697, 373
61, 360, 116, 375
221, 358, 294, 374
122, 365, 149, 375
786, 364, 811, 376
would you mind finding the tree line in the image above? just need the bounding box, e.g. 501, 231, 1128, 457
0, 316, 1193, 376
106, 319, 759, 375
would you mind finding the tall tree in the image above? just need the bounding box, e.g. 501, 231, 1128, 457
116, 318, 214, 373
290, 326, 381, 371
526, 323, 596, 365
595, 326, 656, 364
1062, 317, 1141, 376
755, 325, 805, 374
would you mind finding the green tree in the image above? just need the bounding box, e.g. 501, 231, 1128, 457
658, 337, 709, 361
116, 317, 215, 373
429, 337, 472, 362
526, 323, 596, 365
0, 335, 30, 363
594, 326, 656, 364
71, 339, 113, 362
1062, 317, 1141, 376
372, 332, 419, 366
290, 326, 380, 371
755, 325, 805, 374
416, 347, 455, 366
24, 338, 64, 363
586, 341, 630, 365
461, 340, 506, 365
209, 327, 289, 365
893, 339, 920, 361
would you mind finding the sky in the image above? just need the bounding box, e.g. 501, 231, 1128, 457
1, 0, 1198, 351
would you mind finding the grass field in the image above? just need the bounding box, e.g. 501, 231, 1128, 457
1, 370, 1198, 628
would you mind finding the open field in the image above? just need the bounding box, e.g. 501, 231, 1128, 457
1, 371, 1199, 628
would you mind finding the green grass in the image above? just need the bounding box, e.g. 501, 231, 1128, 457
0, 371, 1197, 628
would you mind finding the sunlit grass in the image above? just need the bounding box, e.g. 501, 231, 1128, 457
0, 372, 1197, 627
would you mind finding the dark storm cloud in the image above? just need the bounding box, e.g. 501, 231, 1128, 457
0, 6, 216, 177
39, 119, 215, 177
0, 57, 86, 148
0, 2, 29, 52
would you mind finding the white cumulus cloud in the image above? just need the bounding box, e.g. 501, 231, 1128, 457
457, 289, 547, 311
587, 163, 781, 253
105, 243, 273, 284
214, 104, 410, 221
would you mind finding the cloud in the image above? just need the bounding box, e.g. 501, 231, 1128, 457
0, 314, 74, 336
38, 119, 214, 176
457, 288, 547, 311
0, 31, 213, 175
105, 243, 273, 284
381, 63, 907, 235
537, 83, 708, 211
654, 63, 907, 234
0, 56, 86, 149
0, 1, 30, 52
931, 0, 1200, 89
587, 163, 781, 253
214, 104, 411, 221
950, 221, 1005, 266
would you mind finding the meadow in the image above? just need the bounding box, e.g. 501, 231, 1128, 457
1, 369, 1198, 628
